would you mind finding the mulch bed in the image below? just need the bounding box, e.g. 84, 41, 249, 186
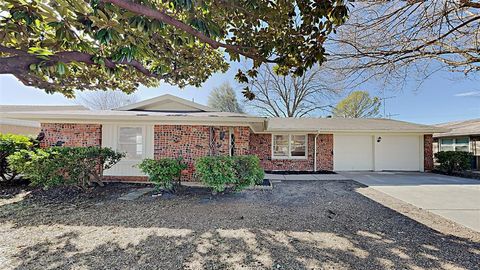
1, 181, 479, 270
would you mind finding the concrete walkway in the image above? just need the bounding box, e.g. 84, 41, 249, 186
339, 171, 480, 232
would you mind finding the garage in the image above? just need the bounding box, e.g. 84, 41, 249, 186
374, 135, 421, 171
334, 134, 422, 171
334, 134, 374, 171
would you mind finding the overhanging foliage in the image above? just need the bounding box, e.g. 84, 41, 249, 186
0, 0, 349, 99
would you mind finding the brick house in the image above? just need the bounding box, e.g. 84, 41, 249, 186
3, 95, 446, 182
433, 119, 480, 170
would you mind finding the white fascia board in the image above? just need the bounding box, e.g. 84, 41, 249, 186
259, 129, 443, 134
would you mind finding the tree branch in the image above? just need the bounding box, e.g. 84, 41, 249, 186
0, 45, 162, 79
101, 0, 271, 62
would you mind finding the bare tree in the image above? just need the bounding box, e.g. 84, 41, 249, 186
244, 65, 340, 117
327, 0, 480, 88
207, 82, 244, 113
75, 90, 139, 110
333, 91, 381, 118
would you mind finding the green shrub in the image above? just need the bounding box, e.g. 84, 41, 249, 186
232, 155, 265, 190
7, 146, 124, 188
195, 156, 236, 192
435, 151, 473, 173
138, 158, 186, 191
195, 155, 264, 193
0, 133, 35, 181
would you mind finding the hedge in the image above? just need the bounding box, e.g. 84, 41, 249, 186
435, 151, 473, 173
138, 158, 186, 191
0, 133, 35, 181
195, 155, 264, 192
7, 146, 124, 188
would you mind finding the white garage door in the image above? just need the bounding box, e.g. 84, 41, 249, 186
334, 134, 374, 171
333, 134, 422, 171
375, 135, 420, 171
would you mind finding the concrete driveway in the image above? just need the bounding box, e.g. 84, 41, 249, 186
340, 171, 480, 232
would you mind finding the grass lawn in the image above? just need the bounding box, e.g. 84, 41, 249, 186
1, 181, 479, 269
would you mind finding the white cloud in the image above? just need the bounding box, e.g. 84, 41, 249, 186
454, 91, 480, 97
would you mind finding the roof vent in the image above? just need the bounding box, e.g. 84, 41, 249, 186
136, 113, 149, 116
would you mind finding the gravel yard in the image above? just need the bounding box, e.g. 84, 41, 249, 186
1, 181, 479, 270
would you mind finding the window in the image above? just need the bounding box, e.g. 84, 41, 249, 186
272, 134, 307, 159
229, 128, 235, 156
440, 137, 469, 152
118, 127, 143, 159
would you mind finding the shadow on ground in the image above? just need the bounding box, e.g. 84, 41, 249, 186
1, 181, 479, 269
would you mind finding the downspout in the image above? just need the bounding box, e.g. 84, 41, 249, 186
314, 132, 320, 172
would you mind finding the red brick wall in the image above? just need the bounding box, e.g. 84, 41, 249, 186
40, 123, 101, 147
249, 133, 334, 171
316, 134, 334, 171
153, 125, 250, 180
424, 134, 434, 171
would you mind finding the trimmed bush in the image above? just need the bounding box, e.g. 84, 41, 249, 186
232, 155, 265, 190
0, 133, 35, 181
7, 146, 124, 188
195, 156, 236, 192
138, 158, 187, 191
195, 155, 264, 192
435, 151, 473, 173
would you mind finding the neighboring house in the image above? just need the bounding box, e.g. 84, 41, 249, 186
0, 118, 40, 136
433, 119, 480, 170
1, 94, 446, 182
0, 105, 87, 136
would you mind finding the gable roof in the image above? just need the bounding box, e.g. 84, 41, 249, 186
113, 94, 218, 112
266, 117, 447, 133
433, 118, 480, 138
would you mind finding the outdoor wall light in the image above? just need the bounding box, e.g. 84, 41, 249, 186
377, 137, 382, 143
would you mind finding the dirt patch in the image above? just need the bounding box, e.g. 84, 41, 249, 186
1, 181, 479, 270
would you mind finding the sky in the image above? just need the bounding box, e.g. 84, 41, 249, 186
1, 61, 479, 125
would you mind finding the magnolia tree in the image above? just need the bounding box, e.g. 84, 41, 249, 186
0, 0, 349, 99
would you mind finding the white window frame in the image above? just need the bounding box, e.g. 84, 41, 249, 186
440, 137, 470, 152
271, 134, 308, 159
117, 126, 146, 161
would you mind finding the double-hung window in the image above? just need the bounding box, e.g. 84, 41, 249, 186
118, 127, 144, 159
440, 137, 470, 152
272, 134, 307, 159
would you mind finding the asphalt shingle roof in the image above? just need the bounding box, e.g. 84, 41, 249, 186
434, 119, 480, 137
267, 117, 446, 133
